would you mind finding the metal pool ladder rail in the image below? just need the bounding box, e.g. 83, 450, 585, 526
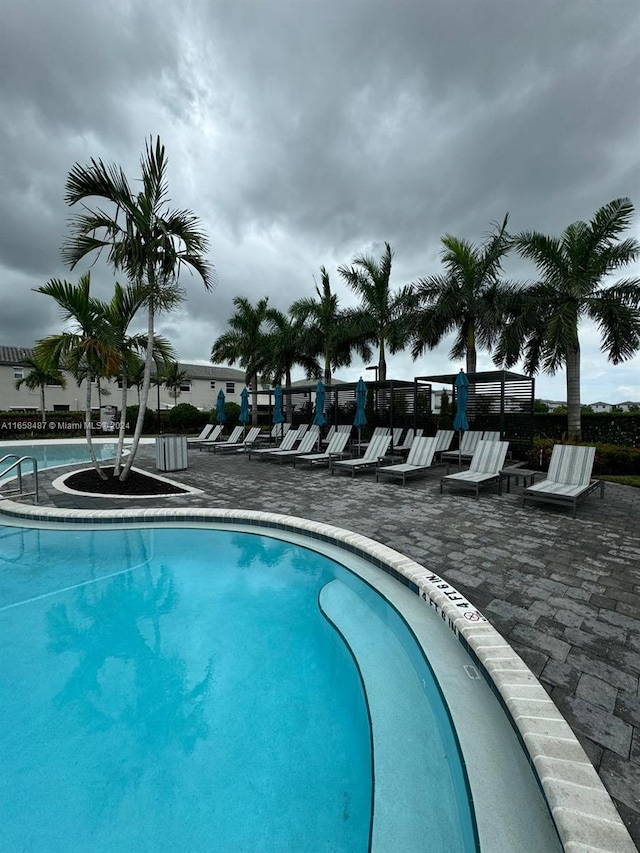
0, 454, 39, 503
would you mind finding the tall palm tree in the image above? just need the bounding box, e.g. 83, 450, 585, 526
338, 242, 412, 382
101, 282, 174, 475
262, 307, 321, 419
62, 136, 215, 481
496, 198, 640, 440
16, 355, 67, 424
211, 296, 270, 425
34, 273, 119, 478
290, 266, 372, 384
409, 215, 514, 374
14, 354, 67, 424
163, 360, 188, 405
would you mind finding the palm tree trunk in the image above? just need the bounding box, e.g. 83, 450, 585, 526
85, 369, 107, 478
40, 386, 46, 425
324, 353, 331, 385
121, 293, 154, 480
378, 338, 387, 383
466, 325, 477, 374
114, 373, 129, 476
566, 342, 582, 440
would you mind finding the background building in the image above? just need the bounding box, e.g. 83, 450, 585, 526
0, 345, 259, 413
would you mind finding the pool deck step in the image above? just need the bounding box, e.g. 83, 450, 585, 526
319, 577, 472, 853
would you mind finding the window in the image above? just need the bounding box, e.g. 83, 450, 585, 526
210, 380, 216, 389
180, 380, 192, 392
226, 382, 235, 394
13, 366, 24, 380
46, 380, 63, 387
53, 404, 70, 412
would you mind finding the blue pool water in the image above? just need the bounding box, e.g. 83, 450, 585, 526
0, 525, 476, 852
0, 442, 118, 481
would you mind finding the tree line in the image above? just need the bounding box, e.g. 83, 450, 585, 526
27, 136, 639, 481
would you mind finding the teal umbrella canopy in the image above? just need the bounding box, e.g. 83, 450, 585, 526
273, 385, 285, 424
453, 370, 469, 431
239, 387, 250, 424
216, 389, 226, 424
353, 378, 367, 429
313, 380, 326, 426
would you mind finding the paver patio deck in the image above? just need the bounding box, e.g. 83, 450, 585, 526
3, 442, 640, 848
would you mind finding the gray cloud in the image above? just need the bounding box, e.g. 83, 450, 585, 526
1, 0, 638, 403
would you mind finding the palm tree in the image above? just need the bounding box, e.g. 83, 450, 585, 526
211, 296, 270, 425
338, 242, 412, 382
62, 136, 215, 481
497, 198, 640, 440
34, 273, 119, 479
101, 282, 174, 475
262, 307, 321, 420
163, 360, 188, 406
14, 354, 67, 424
408, 215, 514, 374
290, 266, 372, 384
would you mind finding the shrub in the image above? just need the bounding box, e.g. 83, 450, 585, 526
125, 405, 157, 435
223, 402, 241, 428
167, 403, 206, 433
527, 438, 640, 475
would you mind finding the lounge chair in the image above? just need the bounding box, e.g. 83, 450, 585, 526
209, 426, 262, 454
331, 434, 392, 477
393, 428, 424, 454
294, 429, 351, 468
432, 429, 455, 461
440, 439, 510, 499
247, 428, 300, 461
440, 430, 484, 466
264, 426, 320, 463
188, 423, 216, 443
198, 425, 243, 450
321, 424, 352, 446
255, 422, 292, 443
376, 436, 438, 486
522, 445, 604, 518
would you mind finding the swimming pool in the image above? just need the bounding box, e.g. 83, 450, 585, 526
0, 439, 120, 482
0, 504, 632, 852
0, 525, 480, 852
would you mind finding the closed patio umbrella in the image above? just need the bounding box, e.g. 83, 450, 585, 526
216, 389, 226, 428
239, 387, 250, 436
354, 377, 367, 454
453, 369, 469, 467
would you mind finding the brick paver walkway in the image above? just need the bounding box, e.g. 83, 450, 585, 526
7, 443, 640, 847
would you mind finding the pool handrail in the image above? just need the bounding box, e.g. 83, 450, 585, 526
0, 455, 39, 503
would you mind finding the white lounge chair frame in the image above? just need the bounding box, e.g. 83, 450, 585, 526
331, 434, 391, 477
210, 426, 262, 454
188, 424, 222, 445
264, 427, 320, 463
393, 428, 424, 454
522, 445, 604, 518
440, 439, 510, 499
294, 430, 351, 468
376, 436, 438, 486
248, 428, 300, 461
198, 425, 243, 450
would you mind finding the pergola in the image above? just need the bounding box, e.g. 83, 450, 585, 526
415, 370, 535, 455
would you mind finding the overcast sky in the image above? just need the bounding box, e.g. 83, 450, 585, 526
1, 0, 639, 403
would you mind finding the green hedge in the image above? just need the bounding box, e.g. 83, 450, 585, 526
534, 413, 640, 447
527, 438, 640, 475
